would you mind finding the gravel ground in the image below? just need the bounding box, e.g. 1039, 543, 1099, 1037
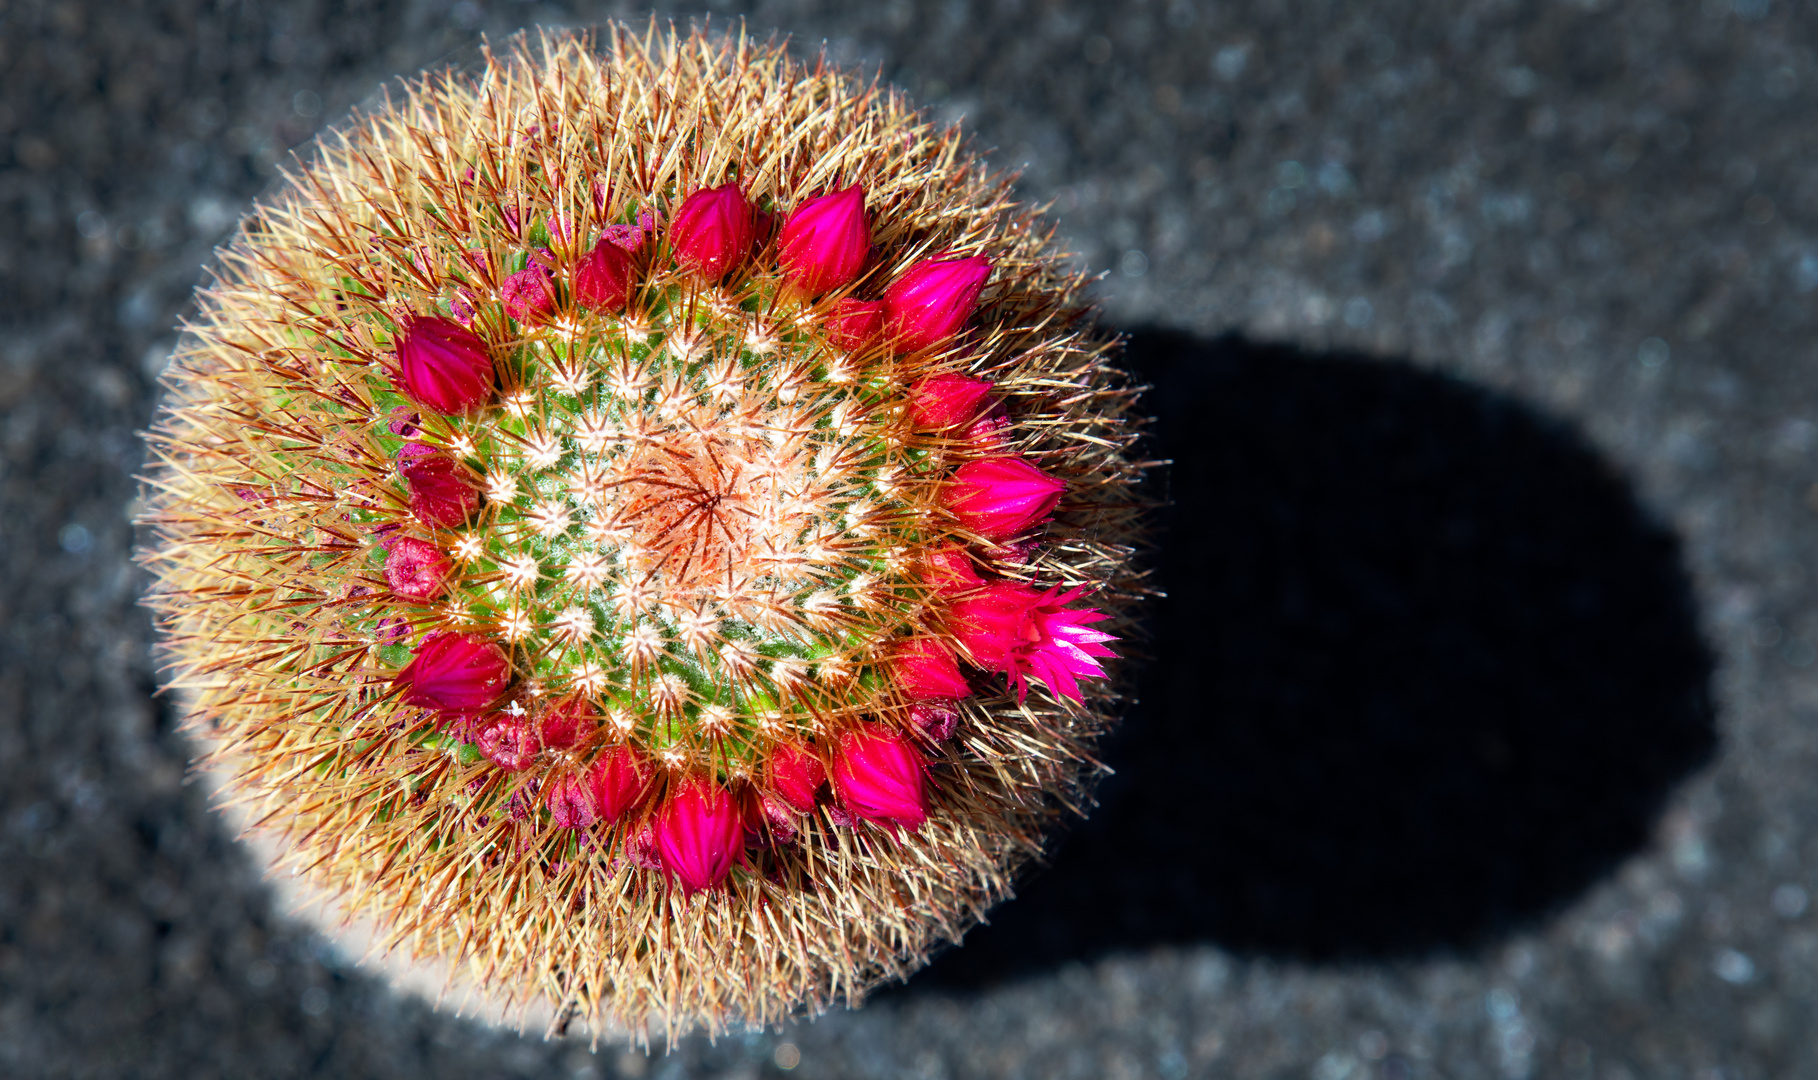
5, 0, 1818, 1077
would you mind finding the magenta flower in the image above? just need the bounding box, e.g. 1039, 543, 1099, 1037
500, 265, 554, 322
399, 449, 480, 529
947, 583, 1117, 703
944, 456, 1066, 542
767, 741, 826, 812
392, 315, 495, 414
826, 298, 886, 350
831, 726, 927, 831
778, 185, 869, 293
883, 255, 991, 352
573, 235, 635, 311
476, 715, 537, 770
394, 631, 511, 712
384, 536, 450, 601
545, 772, 597, 829
909, 373, 995, 431
587, 746, 653, 822
669, 184, 756, 279
654, 777, 745, 893
892, 638, 971, 702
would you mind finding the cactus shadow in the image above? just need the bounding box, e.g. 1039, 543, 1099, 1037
905, 329, 1717, 990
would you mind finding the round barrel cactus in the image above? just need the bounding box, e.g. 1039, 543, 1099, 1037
140, 25, 1146, 1037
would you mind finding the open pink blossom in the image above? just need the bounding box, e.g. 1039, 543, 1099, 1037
654, 778, 745, 893
475, 715, 537, 770
831, 726, 927, 831
392, 315, 495, 414
826, 297, 886, 350
587, 746, 653, 822
945, 456, 1066, 542
384, 536, 450, 601
947, 583, 1117, 703
883, 255, 991, 352
394, 631, 511, 712
669, 184, 756, 279
573, 235, 634, 311
500, 265, 554, 322
892, 638, 971, 702
909, 373, 995, 431
778, 185, 869, 293
768, 741, 827, 812
399, 449, 480, 529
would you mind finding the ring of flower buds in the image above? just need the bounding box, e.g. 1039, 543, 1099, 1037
377, 181, 1115, 894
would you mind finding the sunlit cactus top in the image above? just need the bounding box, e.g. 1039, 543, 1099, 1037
139, 25, 1146, 1038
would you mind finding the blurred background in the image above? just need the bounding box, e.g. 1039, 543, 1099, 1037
4, 0, 1818, 1076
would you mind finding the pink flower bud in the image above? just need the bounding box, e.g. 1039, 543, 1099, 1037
826, 298, 886, 350
882, 255, 991, 352
748, 793, 799, 846
572, 235, 635, 312
392, 315, 495, 414
944, 456, 1066, 542
669, 184, 756, 279
537, 697, 595, 751
399, 449, 481, 529
767, 742, 826, 812
384, 536, 451, 601
654, 777, 744, 893
395, 631, 511, 712
500, 265, 554, 323
831, 726, 927, 831
545, 772, 596, 829
778, 185, 869, 293
921, 545, 984, 594
909, 373, 995, 430
476, 715, 537, 770
892, 638, 971, 701
948, 583, 1117, 703
587, 746, 653, 822
909, 701, 961, 742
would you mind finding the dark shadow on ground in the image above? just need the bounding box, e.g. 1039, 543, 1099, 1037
907, 329, 1717, 991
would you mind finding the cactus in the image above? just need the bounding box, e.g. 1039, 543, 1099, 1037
139, 25, 1146, 1038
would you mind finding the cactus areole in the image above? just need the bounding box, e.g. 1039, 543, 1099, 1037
139, 27, 1146, 1038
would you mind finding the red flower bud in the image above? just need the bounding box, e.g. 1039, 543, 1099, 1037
500, 265, 554, 323
948, 583, 1117, 704
778, 185, 869, 293
831, 726, 927, 831
669, 184, 756, 279
826, 298, 886, 350
921, 545, 984, 594
945, 456, 1066, 542
654, 777, 744, 893
572, 235, 635, 312
767, 742, 826, 812
909, 373, 995, 430
399, 449, 481, 529
384, 535, 451, 601
394, 631, 511, 712
892, 638, 971, 702
587, 746, 653, 822
882, 255, 991, 352
537, 697, 596, 751
476, 715, 537, 770
545, 772, 596, 829
392, 315, 495, 414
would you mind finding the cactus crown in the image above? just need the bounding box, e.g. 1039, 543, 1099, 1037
140, 25, 1145, 1038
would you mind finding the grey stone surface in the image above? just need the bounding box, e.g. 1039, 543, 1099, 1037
4, 0, 1818, 1077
